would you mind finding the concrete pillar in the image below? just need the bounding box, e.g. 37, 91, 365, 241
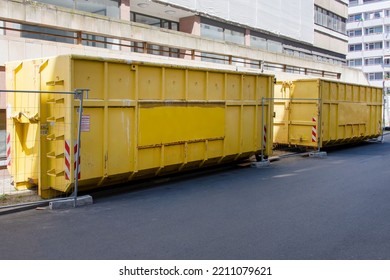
180, 15, 201, 35
179, 16, 201, 60
120, 0, 131, 21
245, 29, 251, 47
0, 67, 5, 110
120, 0, 131, 52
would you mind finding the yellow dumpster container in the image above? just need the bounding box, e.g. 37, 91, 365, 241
6, 55, 274, 198
273, 79, 382, 149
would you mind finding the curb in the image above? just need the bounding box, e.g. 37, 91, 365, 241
0, 195, 94, 215
0, 201, 49, 215
49, 195, 93, 210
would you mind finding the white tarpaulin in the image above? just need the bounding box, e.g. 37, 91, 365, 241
158, 0, 314, 44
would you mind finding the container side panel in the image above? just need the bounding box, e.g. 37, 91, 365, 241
226, 74, 242, 100
188, 70, 206, 100
291, 81, 318, 99
207, 140, 224, 159
243, 75, 256, 100
76, 108, 104, 179
138, 106, 225, 147
138, 147, 160, 171
322, 103, 330, 141
107, 63, 135, 100
6, 60, 41, 190
187, 142, 205, 162
257, 76, 271, 99
288, 101, 318, 147
38, 56, 72, 197
164, 145, 184, 166
107, 108, 135, 175
138, 66, 162, 100
242, 106, 256, 151
73, 60, 104, 99
321, 81, 330, 102
225, 106, 240, 154
165, 68, 185, 100
207, 72, 224, 100
359, 86, 367, 102
338, 103, 368, 126
273, 82, 291, 145
336, 83, 345, 102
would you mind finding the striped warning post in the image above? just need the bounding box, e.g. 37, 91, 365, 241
74, 143, 81, 180
263, 125, 267, 149
312, 117, 317, 143
6, 133, 11, 166
65, 140, 81, 180
65, 140, 71, 180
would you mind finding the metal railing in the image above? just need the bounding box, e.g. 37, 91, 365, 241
0, 19, 342, 80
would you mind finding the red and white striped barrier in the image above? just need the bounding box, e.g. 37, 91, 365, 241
6, 133, 11, 166
312, 117, 317, 143
263, 125, 267, 149
65, 140, 80, 180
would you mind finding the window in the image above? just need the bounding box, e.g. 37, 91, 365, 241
349, 0, 358, 7
348, 13, 363, 22
385, 58, 390, 65
35, 0, 120, 19
130, 12, 179, 31
200, 20, 245, 45
365, 26, 383, 35
348, 59, 363, 67
315, 5, 346, 34
349, 43, 362, 51
364, 10, 384, 20
365, 42, 383, 50
364, 57, 383, 65
367, 72, 383, 80
224, 29, 245, 45
200, 24, 224, 41
250, 36, 267, 50
250, 35, 282, 53
348, 29, 362, 37
21, 24, 76, 44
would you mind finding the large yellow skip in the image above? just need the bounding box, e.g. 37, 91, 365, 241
6, 55, 274, 198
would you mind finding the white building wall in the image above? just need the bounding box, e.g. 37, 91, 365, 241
347, 0, 390, 90
158, 0, 315, 44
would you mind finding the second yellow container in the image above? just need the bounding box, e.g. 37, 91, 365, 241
273, 79, 382, 149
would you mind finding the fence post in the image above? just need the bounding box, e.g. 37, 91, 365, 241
73, 89, 89, 207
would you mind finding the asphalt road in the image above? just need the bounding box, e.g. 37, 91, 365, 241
1, 135, 390, 260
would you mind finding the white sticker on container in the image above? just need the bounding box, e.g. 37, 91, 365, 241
81, 115, 90, 132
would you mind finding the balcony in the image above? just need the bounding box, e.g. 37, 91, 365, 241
364, 33, 386, 42
363, 65, 384, 72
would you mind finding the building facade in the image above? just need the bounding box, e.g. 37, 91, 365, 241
347, 0, 390, 92
0, 0, 353, 80
0, 0, 368, 146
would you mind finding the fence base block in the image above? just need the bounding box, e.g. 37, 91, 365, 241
49, 195, 93, 210
251, 160, 271, 168
309, 151, 327, 159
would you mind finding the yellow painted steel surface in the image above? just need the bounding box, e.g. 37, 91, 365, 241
273, 79, 382, 148
6, 55, 274, 198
